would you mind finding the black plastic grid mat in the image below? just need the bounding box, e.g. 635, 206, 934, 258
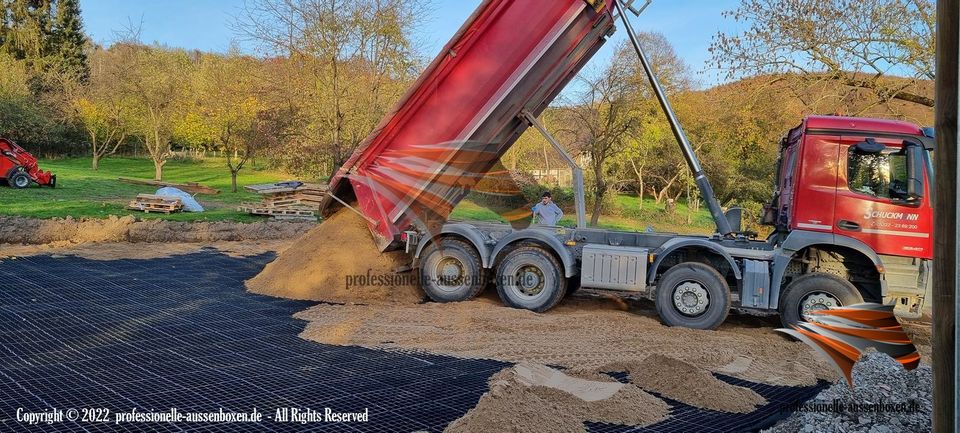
0, 249, 826, 432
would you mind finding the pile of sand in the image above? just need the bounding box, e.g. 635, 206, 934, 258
245, 210, 425, 304
602, 354, 767, 413
295, 292, 835, 386
0, 215, 312, 245
445, 364, 669, 433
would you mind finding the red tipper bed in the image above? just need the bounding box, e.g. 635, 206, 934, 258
322, 0, 615, 251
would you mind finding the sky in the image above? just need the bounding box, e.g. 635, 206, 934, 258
81, 0, 743, 88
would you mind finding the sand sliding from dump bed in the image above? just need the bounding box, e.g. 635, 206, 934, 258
245, 210, 426, 304
444, 363, 670, 433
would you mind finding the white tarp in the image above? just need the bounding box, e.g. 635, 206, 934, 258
155, 187, 204, 212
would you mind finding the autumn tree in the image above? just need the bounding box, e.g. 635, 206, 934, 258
236, 0, 426, 177
69, 93, 129, 170
710, 0, 935, 109
0, 51, 62, 148
192, 52, 263, 192
108, 41, 191, 180
67, 47, 135, 170
616, 33, 693, 207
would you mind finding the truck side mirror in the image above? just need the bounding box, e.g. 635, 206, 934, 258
903, 141, 924, 202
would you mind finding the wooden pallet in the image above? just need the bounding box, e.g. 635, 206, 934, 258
240, 181, 326, 220
244, 182, 327, 194
261, 198, 302, 208
237, 204, 316, 217
128, 194, 184, 214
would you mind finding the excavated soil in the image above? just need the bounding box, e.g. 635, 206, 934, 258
0, 239, 296, 261
245, 210, 425, 304
0, 215, 312, 245
602, 354, 767, 413
295, 292, 836, 387
444, 364, 670, 433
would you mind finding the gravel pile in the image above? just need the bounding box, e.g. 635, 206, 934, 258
765, 351, 931, 433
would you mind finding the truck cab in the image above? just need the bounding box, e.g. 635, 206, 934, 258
766, 115, 933, 322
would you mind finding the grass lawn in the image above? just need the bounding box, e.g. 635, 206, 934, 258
0, 157, 300, 222
450, 194, 716, 235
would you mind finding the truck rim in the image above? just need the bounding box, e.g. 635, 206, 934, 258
515, 265, 545, 297
14, 176, 28, 187
672, 281, 709, 316
435, 257, 465, 288
799, 292, 841, 317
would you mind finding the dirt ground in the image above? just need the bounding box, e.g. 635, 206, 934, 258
295, 291, 839, 388
0, 239, 296, 260
0, 215, 313, 245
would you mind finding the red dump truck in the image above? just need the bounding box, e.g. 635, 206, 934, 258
321, 0, 933, 329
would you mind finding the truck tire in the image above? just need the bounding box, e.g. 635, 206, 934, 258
779, 272, 863, 327
419, 238, 486, 302
655, 263, 730, 330
495, 246, 567, 312
8, 171, 30, 189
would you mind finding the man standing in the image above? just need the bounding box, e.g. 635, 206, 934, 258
532, 191, 564, 226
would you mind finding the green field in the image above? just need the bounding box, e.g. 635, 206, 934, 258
0, 157, 297, 222
1, 157, 716, 234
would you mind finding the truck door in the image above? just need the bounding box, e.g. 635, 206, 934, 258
833, 135, 933, 259
790, 132, 839, 233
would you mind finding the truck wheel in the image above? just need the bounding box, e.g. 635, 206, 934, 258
496, 246, 567, 312
655, 263, 730, 330
8, 171, 30, 189
779, 273, 862, 327
419, 238, 485, 302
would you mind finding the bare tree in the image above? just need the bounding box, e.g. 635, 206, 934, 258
562, 42, 643, 225
563, 34, 694, 223
711, 0, 935, 108
234, 0, 426, 177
